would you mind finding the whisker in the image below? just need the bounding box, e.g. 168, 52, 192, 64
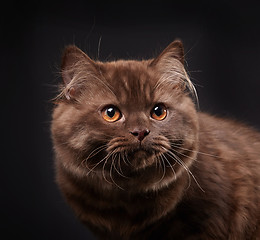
110, 152, 125, 190
86, 150, 112, 176
123, 151, 134, 167
161, 153, 177, 181
165, 151, 191, 190
153, 155, 166, 184
112, 153, 129, 179
170, 146, 197, 161
97, 35, 102, 59
165, 136, 196, 142
102, 151, 114, 185
121, 151, 130, 166
84, 145, 107, 162
117, 152, 125, 175
171, 144, 221, 159
166, 150, 204, 192
81, 145, 107, 171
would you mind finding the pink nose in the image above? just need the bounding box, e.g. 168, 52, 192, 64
130, 129, 150, 141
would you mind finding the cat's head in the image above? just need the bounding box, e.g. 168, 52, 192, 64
52, 40, 199, 190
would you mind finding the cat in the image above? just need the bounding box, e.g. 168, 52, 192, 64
51, 40, 260, 240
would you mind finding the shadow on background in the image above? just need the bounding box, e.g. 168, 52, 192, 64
2, 0, 260, 239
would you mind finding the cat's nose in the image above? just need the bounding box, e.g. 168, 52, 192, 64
130, 129, 150, 142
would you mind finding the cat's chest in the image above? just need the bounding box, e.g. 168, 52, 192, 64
78, 173, 189, 234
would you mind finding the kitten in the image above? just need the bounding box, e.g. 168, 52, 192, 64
51, 40, 260, 239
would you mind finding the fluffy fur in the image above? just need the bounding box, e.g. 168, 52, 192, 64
51, 40, 260, 239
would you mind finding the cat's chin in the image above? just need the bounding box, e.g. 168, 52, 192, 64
127, 149, 158, 170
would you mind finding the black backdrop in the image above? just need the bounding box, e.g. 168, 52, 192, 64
2, 1, 260, 239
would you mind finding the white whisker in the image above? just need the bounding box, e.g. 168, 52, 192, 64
112, 153, 129, 179
171, 144, 221, 159
166, 150, 204, 192
161, 153, 177, 181
153, 155, 166, 184
83, 145, 107, 163
86, 150, 111, 176
110, 152, 125, 190
102, 151, 114, 185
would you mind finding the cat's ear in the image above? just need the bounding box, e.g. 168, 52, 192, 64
150, 40, 184, 66
61, 45, 97, 100
149, 40, 195, 95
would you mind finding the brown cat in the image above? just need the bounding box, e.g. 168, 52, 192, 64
51, 40, 260, 240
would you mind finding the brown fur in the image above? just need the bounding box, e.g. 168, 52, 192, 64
51, 40, 260, 239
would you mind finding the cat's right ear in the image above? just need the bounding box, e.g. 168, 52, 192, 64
61, 45, 96, 100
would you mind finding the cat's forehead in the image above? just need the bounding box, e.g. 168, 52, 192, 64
100, 60, 158, 106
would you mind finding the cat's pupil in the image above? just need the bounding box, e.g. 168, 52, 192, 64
107, 107, 115, 118
154, 106, 163, 116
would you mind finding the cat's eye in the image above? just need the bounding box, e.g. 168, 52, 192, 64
151, 104, 167, 121
102, 106, 122, 123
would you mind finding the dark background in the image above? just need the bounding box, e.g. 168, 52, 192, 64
2, 0, 260, 239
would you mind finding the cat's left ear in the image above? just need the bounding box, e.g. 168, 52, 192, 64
149, 40, 195, 95
150, 40, 184, 66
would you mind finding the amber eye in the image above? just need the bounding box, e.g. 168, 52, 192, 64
151, 104, 167, 121
102, 106, 121, 122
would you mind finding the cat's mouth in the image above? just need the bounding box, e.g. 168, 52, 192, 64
105, 136, 171, 169
128, 148, 152, 158
122, 145, 165, 170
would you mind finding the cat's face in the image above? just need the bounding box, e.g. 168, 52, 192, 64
52, 41, 199, 190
